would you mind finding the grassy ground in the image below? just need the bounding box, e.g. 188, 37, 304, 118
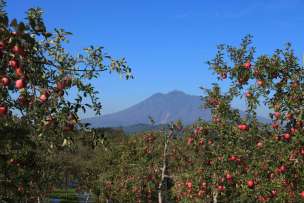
48, 188, 97, 203
48, 188, 79, 203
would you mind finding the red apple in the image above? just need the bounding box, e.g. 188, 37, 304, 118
0, 41, 4, 50
226, 174, 233, 182
300, 148, 304, 156
199, 139, 204, 145
185, 181, 192, 189
247, 180, 255, 189
285, 112, 293, 120
0, 105, 8, 116
238, 124, 249, 131
278, 165, 286, 173
283, 133, 291, 142
274, 112, 281, 119
187, 137, 194, 145
194, 127, 203, 135
256, 141, 263, 148
17, 186, 24, 193
271, 190, 277, 198
257, 80, 264, 86
9, 158, 17, 165
244, 61, 251, 69
217, 185, 225, 191
254, 69, 260, 76
213, 116, 221, 123
8, 59, 18, 69
44, 89, 51, 97
15, 79, 26, 89
56, 81, 65, 90
1, 76, 10, 86
300, 191, 304, 199
272, 122, 279, 129
15, 68, 24, 77
228, 155, 237, 161
245, 92, 252, 98
12, 45, 24, 55
39, 94, 48, 103
290, 127, 297, 135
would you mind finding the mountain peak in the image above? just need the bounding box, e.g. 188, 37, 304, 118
151, 90, 187, 97
166, 90, 187, 96
83, 90, 211, 127
150, 90, 187, 98
151, 92, 164, 97
83, 90, 269, 129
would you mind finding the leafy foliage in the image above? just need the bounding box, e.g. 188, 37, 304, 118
0, 2, 132, 201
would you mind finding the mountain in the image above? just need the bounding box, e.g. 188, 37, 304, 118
83, 90, 270, 129
83, 90, 212, 128
120, 123, 169, 134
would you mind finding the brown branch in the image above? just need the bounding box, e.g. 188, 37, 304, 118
158, 133, 169, 203
64, 68, 107, 72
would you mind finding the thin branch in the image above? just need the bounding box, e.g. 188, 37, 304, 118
158, 134, 169, 203
33, 59, 108, 72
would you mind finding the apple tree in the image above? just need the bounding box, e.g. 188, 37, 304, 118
0, 1, 132, 201
168, 35, 304, 202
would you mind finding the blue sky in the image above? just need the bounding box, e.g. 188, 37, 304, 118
7, 0, 304, 117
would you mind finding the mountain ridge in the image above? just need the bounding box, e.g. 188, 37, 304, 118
83, 90, 211, 127
83, 90, 269, 128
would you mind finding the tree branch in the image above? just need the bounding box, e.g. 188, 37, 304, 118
158, 133, 169, 203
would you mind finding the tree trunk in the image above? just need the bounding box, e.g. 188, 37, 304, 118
158, 135, 169, 203
65, 170, 68, 200
213, 190, 218, 203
